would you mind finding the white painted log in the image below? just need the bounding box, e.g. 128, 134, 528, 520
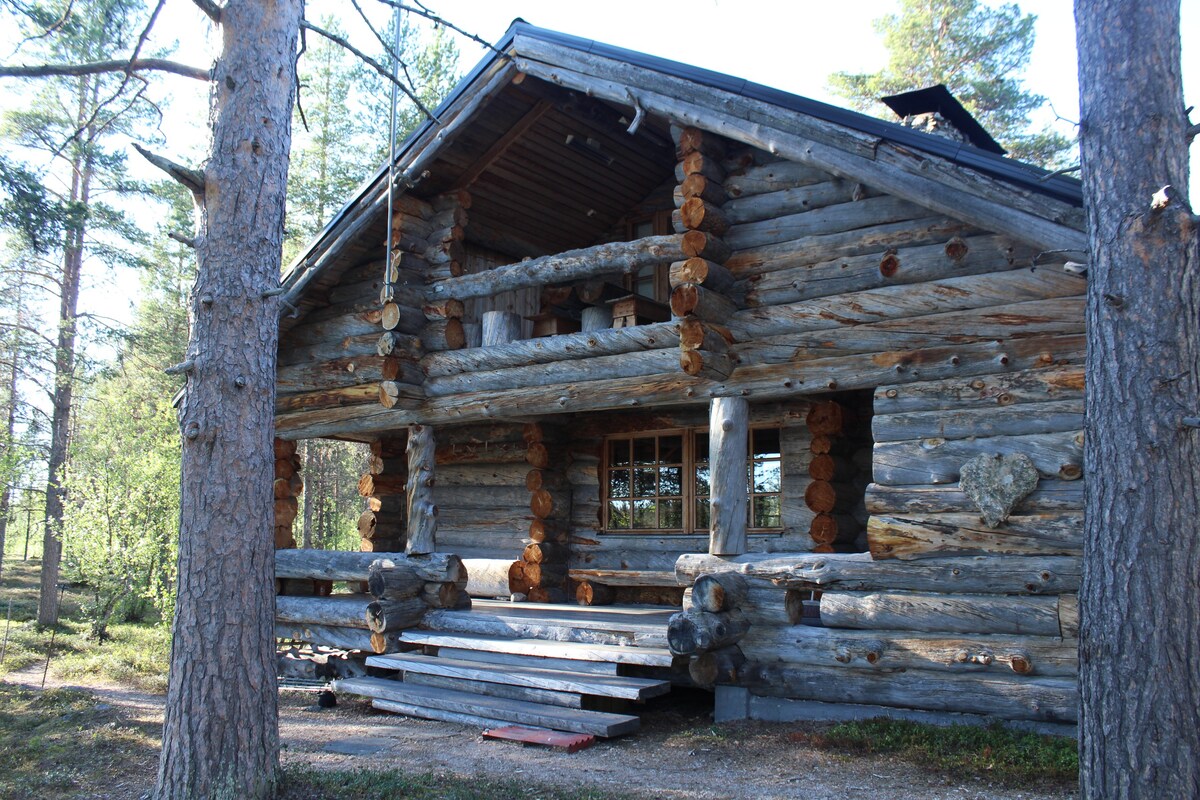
708, 396, 749, 555
819, 591, 1061, 636
867, 513, 1083, 560
425, 235, 684, 300
740, 624, 1076, 676
674, 552, 1080, 595
482, 310, 522, 346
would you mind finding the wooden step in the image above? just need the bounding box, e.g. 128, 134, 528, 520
402, 671, 584, 708
333, 676, 640, 737
436, 646, 619, 676
365, 652, 671, 701
400, 630, 676, 667
423, 608, 668, 648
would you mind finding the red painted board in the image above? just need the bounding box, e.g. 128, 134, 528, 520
482, 725, 596, 752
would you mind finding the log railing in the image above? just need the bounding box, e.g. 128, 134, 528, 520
424, 234, 685, 302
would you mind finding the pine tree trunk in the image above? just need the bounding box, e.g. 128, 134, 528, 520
0, 273, 24, 580
153, 1, 299, 797
1075, 2, 1200, 796
38, 78, 92, 627
301, 440, 314, 548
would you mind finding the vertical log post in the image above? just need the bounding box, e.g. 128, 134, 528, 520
709, 396, 749, 555
405, 424, 437, 555
482, 310, 522, 346
360, 437, 407, 553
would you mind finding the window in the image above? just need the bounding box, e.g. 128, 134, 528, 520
624, 211, 672, 303
604, 426, 784, 533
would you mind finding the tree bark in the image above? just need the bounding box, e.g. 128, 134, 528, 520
155, 2, 298, 797
1075, 3, 1200, 796
38, 81, 93, 627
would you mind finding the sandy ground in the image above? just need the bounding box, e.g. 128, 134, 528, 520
6, 664, 1078, 800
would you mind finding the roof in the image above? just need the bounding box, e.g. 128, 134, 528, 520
280, 21, 1085, 308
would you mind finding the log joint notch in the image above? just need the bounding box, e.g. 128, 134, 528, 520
671, 126, 737, 380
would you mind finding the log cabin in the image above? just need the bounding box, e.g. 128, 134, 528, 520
272, 22, 1087, 736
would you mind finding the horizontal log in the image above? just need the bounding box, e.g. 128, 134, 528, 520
425, 349, 682, 398
277, 355, 386, 394
366, 562, 423, 600
867, 513, 1083, 560
876, 366, 1085, 414
679, 198, 730, 235
420, 318, 466, 351
692, 572, 749, 612
274, 550, 463, 583
278, 331, 379, 368
275, 622, 390, 652
872, 430, 1085, 485
523, 541, 566, 565
675, 552, 1080, 595
689, 645, 747, 686
276, 333, 1084, 441
872, 399, 1085, 442
668, 610, 750, 655
723, 160, 830, 197
864, 481, 1084, 515
677, 125, 725, 158
276, 594, 372, 629
576, 580, 615, 606
275, 385, 379, 413
669, 258, 735, 293
740, 625, 1076, 676
744, 662, 1077, 723
436, 440, 530, 465
670, 282, 738, 321
730, 268, 1086, 340
679, 350, 733, 380
743, 233, 1039, 307
725, 195, 922, 251
461, 559, 519, 597
675, 150, 725, 182
680, 230, 732, 262
725, 179, 870, 225
567, 568, 680, 587
820, 591, 1061, 636
421, 321, 679, 377
365, 597, 428, 633
425, 235, 684, 301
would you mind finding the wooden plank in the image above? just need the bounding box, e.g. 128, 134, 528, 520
457, 99, 554, 188
365, 653, 670, 700
372, 698, 513, 729
420, 608, 668, 649
334, 676, 641, 736
434, 647, 619, 676
403, 671, 583, 708
482, 726, 596, 752
400, 630, 675, 667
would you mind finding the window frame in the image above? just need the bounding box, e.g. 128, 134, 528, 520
601, 424, 785, 535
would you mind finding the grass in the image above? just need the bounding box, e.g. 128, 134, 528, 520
0, 683, 159, 799
278, 767, 637, 800
788, 716, 1079, 786
0, 560, 171, 691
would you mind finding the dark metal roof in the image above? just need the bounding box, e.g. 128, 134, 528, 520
881, 85, 1007, 156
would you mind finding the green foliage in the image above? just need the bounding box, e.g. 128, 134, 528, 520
828, 0, 1073, 166
0, 156, 75, 253
790, 717, 1078, 785
296, 439, 370, 550
283, 13, 460, 264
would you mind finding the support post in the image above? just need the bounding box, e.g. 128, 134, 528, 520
708, 397, 749, 555
482, 310, 522, 346
405, 424, 437, 555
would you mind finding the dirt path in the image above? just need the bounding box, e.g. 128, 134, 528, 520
5, 667, 1078, 800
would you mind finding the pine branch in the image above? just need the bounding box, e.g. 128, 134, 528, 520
299, 18, 435, 123
0, 58, 210, 81
376, 0, 507, 60
131, 144, 205, 203
192, 0, 221, 23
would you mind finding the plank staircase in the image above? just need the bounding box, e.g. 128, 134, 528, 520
331, 600, 677, 738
